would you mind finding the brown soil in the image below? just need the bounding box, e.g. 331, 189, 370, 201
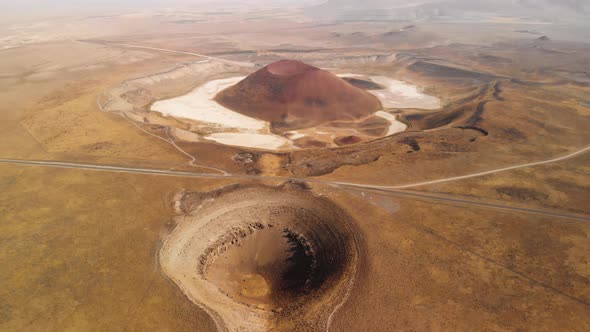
292, 136, 329, 149
334, 135, 363, 146
205, 226, 291, 309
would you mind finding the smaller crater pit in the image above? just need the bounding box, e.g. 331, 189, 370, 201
204, 226, 320, 309
159, 183, 360, 331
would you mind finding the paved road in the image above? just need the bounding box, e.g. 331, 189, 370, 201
345, 186, 590, 222
1, 146, 589, 221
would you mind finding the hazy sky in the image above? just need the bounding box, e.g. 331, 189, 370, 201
1, 0, 588, 22
0, 1, 323, 20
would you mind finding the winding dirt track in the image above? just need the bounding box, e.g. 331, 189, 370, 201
347, 145, 590, 190
76, 40, 255, 68
1, 143, 589, 221
95, 92, 228, 175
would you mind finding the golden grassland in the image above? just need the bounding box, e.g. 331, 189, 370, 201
323, 184, 590, 331
0, 165, 235, 331
1, 16, 589, 331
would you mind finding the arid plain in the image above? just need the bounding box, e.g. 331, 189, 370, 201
1, 6, 589, 332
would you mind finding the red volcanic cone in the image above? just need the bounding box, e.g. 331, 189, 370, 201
214, 60, 382, 130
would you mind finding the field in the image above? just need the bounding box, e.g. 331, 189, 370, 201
0, 6, 589, 332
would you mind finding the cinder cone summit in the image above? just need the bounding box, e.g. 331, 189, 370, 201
214, 60, 382, 130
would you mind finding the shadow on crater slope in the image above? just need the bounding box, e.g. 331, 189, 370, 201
159, 182, 362, 332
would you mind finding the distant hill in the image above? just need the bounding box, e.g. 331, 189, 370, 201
306, 0, 589, 23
